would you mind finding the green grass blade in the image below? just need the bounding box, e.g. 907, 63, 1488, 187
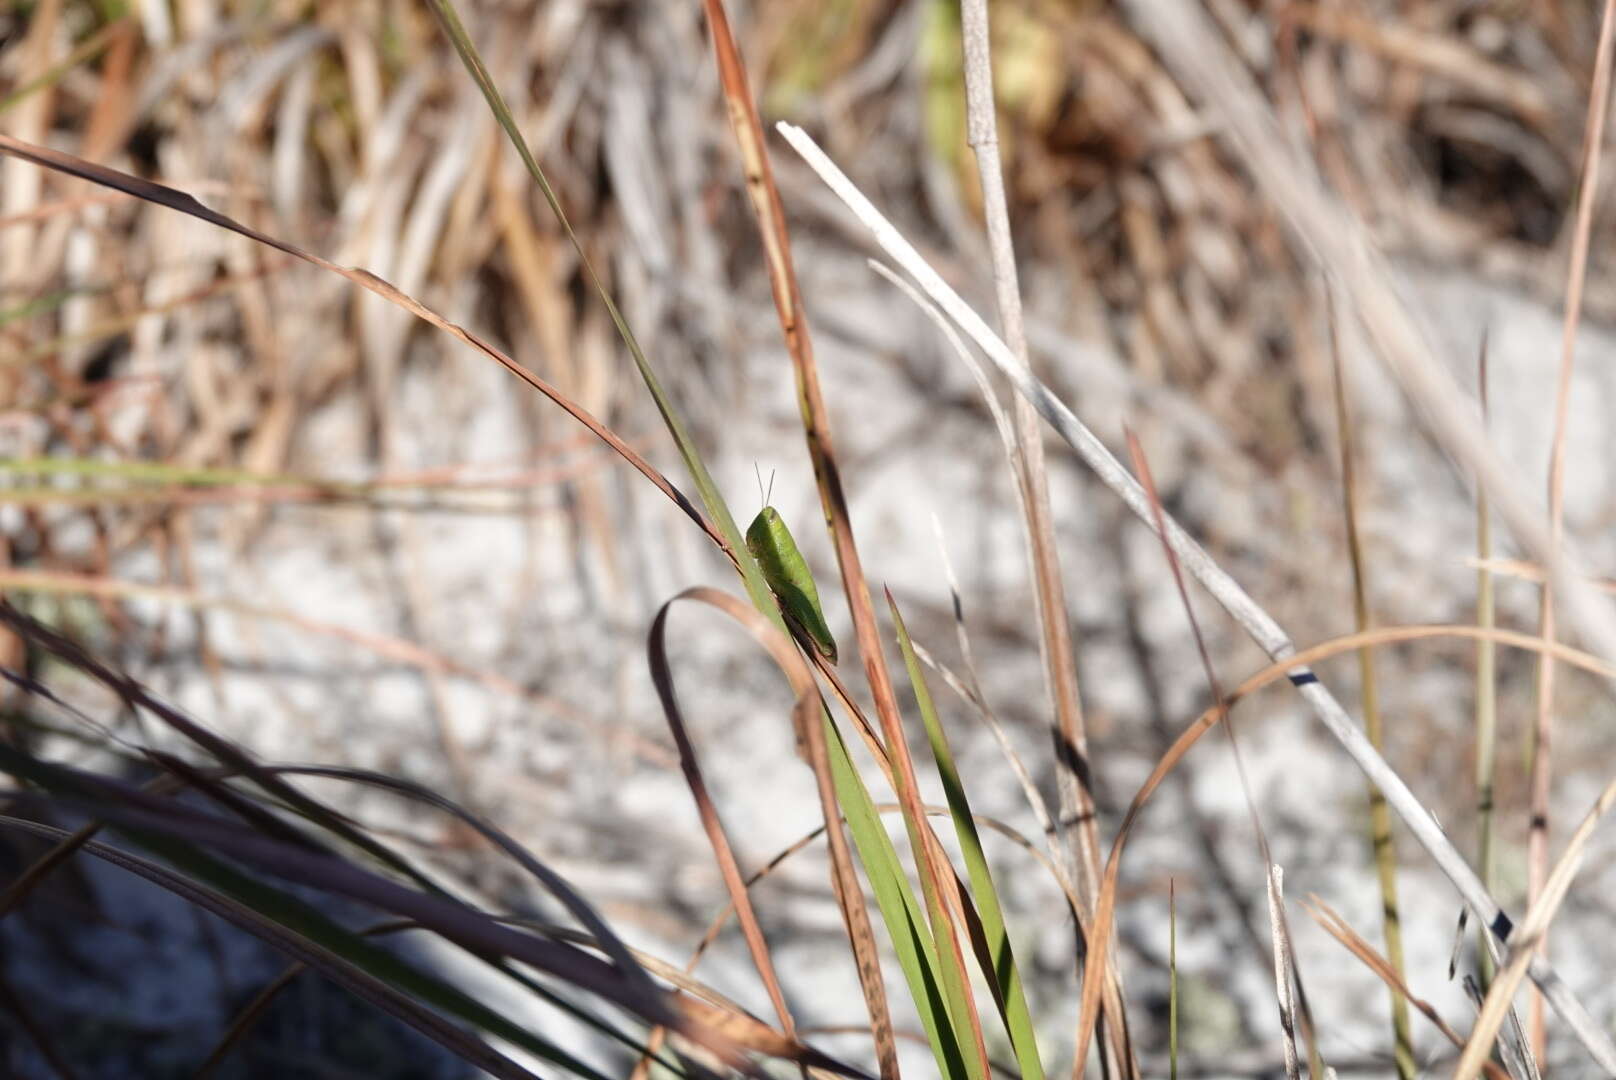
825, 716, 969, 1079
423, 0, 775, 624
830, 661, 988, 1080
889, 594, 1043, 1080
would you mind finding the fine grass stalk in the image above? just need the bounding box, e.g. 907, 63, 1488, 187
1475, 340, 1499, 989
1327, 298, 1413, 1079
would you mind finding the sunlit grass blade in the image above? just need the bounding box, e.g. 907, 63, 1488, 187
422, 0, 776, 626
0, 455, 394, 491
13, 258, 289, 367
888, 590, 1043, 1080
0, 286, 81, 327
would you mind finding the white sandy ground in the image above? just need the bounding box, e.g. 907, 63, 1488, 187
9, 254, 1616, 1078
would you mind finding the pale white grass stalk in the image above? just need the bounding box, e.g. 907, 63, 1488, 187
957, 0, 1103, 931
1265, 865, 1302, 1080
1527, 0, 1616, 1053
775, 120, 1616, 1073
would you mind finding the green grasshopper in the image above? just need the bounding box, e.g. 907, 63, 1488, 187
747, 470, 838, 664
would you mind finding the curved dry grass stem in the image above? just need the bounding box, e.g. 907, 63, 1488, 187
647, 588, 821, 1051
647, 586, 895, 1080
1127, 429, 1321, 1079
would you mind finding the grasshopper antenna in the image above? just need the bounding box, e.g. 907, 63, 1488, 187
753, 463, 775, 507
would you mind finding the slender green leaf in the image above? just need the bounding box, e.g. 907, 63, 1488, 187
423, 0, 777, 625
890, 594, 1042, 1080
825, 718, 968, 1079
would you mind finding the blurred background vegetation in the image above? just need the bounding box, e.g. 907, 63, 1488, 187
5, 1, 1616, 1077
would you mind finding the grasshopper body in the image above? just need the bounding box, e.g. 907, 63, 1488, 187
746, 506, 838, 664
